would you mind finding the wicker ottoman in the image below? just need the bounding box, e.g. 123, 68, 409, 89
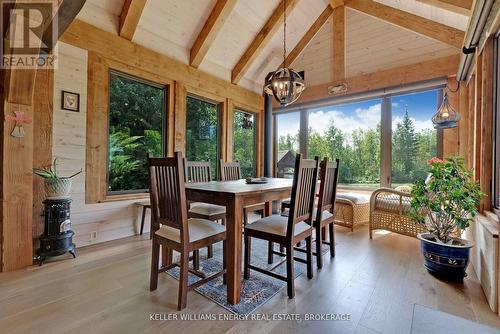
333, 193, 370, 232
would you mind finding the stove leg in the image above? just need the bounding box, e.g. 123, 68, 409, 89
38, 257, 46, 266
69, 250, 77, 258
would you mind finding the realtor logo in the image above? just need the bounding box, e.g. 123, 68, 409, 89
1, 0, 57, 69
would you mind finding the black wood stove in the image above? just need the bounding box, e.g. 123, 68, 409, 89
36, 198, 76, 265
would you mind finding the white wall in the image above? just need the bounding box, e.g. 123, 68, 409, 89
53, 42, 150, 247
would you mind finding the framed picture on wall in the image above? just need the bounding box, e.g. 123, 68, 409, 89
61, 91, 80, 112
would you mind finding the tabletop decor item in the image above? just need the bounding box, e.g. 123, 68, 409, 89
245, 177, 268, 184
409, 156, 484, 281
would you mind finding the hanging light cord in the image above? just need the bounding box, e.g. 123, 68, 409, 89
283, 0, 286, 69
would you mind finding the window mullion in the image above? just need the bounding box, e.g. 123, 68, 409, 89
380, 96, 392, 187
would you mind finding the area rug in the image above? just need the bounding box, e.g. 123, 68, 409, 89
166, 239, 330, 315
411, 304, 500, 334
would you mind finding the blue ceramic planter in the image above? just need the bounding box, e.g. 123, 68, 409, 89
417, 233, 473, 281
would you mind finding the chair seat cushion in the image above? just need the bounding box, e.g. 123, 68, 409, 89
189, 202, 226, 216
245, 215, 311, 237
155, 218, 225, 243
336, 193, 370, 204
281, 208, 332, 222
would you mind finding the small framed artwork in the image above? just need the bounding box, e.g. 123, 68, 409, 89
61, 90, 80, 112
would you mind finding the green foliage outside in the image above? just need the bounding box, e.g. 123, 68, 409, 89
233, 111, 256, 178
108, 73, 164, 192
279, 110, 436, 187
186, 96, 219, 179
409, 157, 484, 243
392, 111, 437, 184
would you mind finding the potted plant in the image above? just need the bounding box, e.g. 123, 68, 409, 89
33, 158, 82, 199
409, 156, 484, 281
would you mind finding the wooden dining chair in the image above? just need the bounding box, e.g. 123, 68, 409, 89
218, 159, 265, 225
243, 154, 320, 298
149, 152, 226, 310
184, 160, 226, 259
294, 157, 340, 269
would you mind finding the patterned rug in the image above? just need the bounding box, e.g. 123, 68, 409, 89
166, 239, 331, 315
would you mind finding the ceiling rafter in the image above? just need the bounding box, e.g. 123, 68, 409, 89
231, 0, 299, 84
344, 0, 465, 49
190, 0, 238, 68
328, 0, 344, 9
279, 5, 333, 69
332, 5, 345, 80
119, 0, 147, 40
417, 0, 472, 16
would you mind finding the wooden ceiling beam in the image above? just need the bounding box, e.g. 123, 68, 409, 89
345, 0, 465, 49
190, 0, 237, 68
119, 0, 147, 40
332, 5, 345, 80
279, 5, 333, 68
417, 0, 472, 16
274, 54, 459, 108
328, 0, 344, 9
231, 0, 299, 84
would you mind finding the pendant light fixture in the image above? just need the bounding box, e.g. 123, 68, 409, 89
432, 81, 461, 129
264, 0, 305, 107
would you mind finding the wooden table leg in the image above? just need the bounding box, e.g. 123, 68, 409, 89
226, 196, 242, 304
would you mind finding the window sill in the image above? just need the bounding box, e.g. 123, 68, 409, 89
476, 211, 499, 239
101, 193, 149, 203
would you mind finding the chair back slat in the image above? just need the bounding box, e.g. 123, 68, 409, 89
316, 158, 340, 221
148, 152, 189, 242
287, 154, 320, 238
184, 160, 212, 183
219, 160, 242, 181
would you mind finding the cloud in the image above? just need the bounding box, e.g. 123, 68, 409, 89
308, 103, 381, 136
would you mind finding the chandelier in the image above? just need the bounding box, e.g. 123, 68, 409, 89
264, 0, 305, 107
432, 82, 461, 129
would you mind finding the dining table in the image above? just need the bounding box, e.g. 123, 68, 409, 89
185, 177, 293, 304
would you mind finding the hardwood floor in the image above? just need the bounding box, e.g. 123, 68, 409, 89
0, 224, 499, 334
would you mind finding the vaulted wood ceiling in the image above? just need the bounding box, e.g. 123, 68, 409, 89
76, 0, 470, 93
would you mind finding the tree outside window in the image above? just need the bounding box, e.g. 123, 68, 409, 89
108, 71, 165, 193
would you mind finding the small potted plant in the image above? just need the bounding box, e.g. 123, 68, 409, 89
33, 158, 82, 199
409, 156, 484, 281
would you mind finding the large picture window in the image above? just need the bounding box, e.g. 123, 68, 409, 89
186, 96, 220, 179
233, 110, 256, 178
274, 86, 441, 189
308, 98, 381, 187
391, 90, 438, 186
108, 71, 166, 194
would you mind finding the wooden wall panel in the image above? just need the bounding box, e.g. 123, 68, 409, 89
32, 69, 54, 246
2, 101, 34, 271
479, 39, 494, 212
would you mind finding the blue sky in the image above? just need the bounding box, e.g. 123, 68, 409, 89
277, 89, 439, 138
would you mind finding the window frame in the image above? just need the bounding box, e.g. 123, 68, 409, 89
272, 83, 444, 189
106, 69, 168, 196
185, 93, 223, 179
492, 34, 500, 211
232, 108, 258, 177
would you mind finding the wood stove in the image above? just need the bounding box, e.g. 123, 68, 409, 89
36, 198, 76, 265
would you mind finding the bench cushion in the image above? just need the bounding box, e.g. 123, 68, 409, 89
336, 193, 370, 204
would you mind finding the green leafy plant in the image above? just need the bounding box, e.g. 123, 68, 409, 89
33, 158, 82, 180
409, 156, 484, 244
